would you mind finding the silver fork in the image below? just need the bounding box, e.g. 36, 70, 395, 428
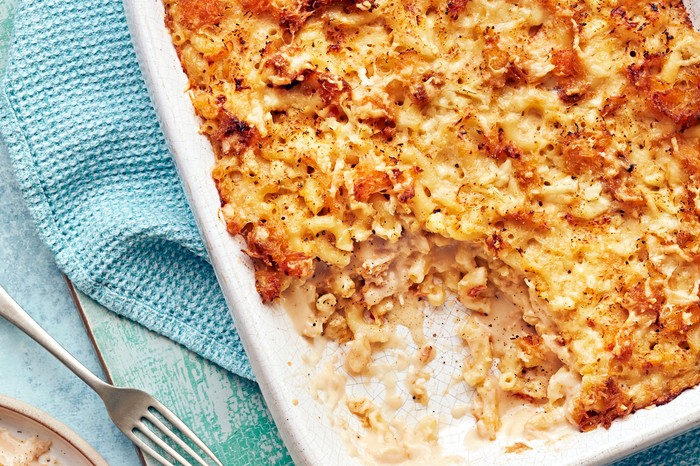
0, 285, 223, 466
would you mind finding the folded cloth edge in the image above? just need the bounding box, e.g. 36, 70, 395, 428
0, 78, 255, 381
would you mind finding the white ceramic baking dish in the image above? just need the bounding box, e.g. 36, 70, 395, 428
123, 1, 700, 464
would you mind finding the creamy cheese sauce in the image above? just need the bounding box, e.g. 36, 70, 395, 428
285, 235, 582, 461
280, 283, 319, 337
294, 279, 582, 463
306, 331, 464, 464
0, 430, 57, 466
472, 292, 536, 355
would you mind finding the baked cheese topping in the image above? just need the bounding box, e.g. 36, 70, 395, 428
164, 0, 700, 438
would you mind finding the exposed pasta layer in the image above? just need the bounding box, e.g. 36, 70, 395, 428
164, 0, 700, 434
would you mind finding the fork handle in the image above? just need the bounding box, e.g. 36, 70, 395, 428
0, 285, 110, 395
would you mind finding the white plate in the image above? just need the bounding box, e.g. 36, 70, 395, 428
0, 394, 108, 465
123, 2, 700, 464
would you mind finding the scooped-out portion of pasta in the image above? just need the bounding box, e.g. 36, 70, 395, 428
164, 0, 700, 439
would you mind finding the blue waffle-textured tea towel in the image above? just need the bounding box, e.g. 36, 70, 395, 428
2, 0, 700, 463
0, 0, 253, 381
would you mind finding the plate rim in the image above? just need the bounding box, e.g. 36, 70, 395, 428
0, 394, 109, 466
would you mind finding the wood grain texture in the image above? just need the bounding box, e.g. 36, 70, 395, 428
0, 0, 14, 67
73, 288, 292, 465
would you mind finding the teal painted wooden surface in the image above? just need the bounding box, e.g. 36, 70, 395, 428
74, 288, 293, 465
0, 0, 14, 67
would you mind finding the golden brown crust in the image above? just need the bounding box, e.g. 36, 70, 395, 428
165, 0, 700, 433
176, 0, 226, 29
550, 48, 589, 103
214, 112, 259, 157
573, 377, 633, 431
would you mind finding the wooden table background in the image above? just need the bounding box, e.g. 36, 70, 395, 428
72, 286, 292, 465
